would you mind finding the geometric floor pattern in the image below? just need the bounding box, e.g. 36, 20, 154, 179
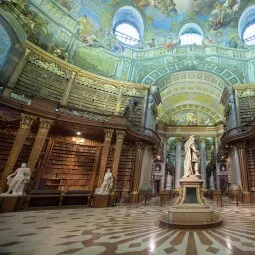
1, 201, 255, 255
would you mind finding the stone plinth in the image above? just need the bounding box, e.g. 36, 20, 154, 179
160, 175, 222, 228
91, 194, 109, 208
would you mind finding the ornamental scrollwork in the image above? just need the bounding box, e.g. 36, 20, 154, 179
75, 75, 119, 94
60, 108, 110, 122
237, 89, 255, 98
122, 87, 147, 97
28, 55, 68, 78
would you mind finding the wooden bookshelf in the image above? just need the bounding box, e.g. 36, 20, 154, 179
43, 141, 98, 191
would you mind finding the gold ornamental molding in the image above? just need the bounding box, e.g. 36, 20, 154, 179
23, 40, 150, 91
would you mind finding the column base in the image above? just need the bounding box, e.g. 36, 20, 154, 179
130, 192, 139, 203
243, 191, 251, 203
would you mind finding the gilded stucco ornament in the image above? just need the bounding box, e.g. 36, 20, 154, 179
237, 89, 255, 98
60, 108, 110, 122
28, 55, 68, 78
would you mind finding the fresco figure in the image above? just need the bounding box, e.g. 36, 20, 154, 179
184, 135, 200, 177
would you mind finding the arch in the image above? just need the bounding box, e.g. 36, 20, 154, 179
238, 5, 255, 42
113, 6, 144, 45
178, 23, 204, 45
158, 102, 223, 125
141, 61, 242, 87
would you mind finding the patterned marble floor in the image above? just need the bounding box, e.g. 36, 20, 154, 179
0, 201, 255, 255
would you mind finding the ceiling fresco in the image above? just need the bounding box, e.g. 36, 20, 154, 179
53, 0, 247, 49
169, 110, 215, 126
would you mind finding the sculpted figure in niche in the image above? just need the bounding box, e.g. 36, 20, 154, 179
4, 163, 31, 195
184, 135, 200, 177
95, 168, 113, 195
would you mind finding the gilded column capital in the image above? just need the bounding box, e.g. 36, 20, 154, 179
237, 142, 246, 150
116, 130, 126, 140
24, 48, 31, 56
199, 137, 206, 143
70, 71, 76, 79
104, 129, 114, 139
20, 114, 36, 129
39, 118, 53, 132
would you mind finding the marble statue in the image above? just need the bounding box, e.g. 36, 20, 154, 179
184, 135, 200, 177
166, 174, 172, 190
209, 174, 216, 191
95, 168, 113, 195
4, 163, 31, 195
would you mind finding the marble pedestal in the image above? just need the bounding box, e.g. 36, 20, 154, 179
160, 175, 222, 228
92, 194, 109, 208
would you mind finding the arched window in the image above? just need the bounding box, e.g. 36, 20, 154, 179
239, 6, 255, 46
179, 23, 203, 46
243, 23, 255, 45
113, 6, 144, 46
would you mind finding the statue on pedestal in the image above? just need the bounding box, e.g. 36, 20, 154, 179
3, 163, 31, 195
95, 168, 113, 195
166, 174, 172, 190
184, 135, 200, 177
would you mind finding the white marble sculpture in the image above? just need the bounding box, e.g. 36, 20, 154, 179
210, 174, 216, 191
184, 135, 200, 177
3, 163, 31, 196
95, 168, 113, 195
166, 174, 172, 190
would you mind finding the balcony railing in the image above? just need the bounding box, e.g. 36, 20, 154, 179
59, 105, 161, 146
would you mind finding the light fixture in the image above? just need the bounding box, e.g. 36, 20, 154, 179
55, 103, 60, 112
76, 131, 81, 136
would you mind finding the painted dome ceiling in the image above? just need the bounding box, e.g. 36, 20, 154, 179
1, 0, 254, 127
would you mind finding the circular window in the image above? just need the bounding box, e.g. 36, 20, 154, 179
113, 6, 144, 47
179, 23, 204, 46
243, 23, 255, 45
114, 23, 140, 46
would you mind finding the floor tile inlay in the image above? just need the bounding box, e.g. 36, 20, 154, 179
1, 201, 255, 254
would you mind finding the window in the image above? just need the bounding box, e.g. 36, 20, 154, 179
180, 33, 203, 46
179, 23, 204, 46
238, 6, 255, 46
114, 23, 140, 46
113, 6, 144, 47
243, 23, 255, 45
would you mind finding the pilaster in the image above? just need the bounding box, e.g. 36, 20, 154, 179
27, 118, 53, 173
237, 142, 251, 203
114, 87, 123, 115
97, 129, 114, 187
60, 71, 76, 105
112, 131, 126, 178
0, 114, 36, 192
